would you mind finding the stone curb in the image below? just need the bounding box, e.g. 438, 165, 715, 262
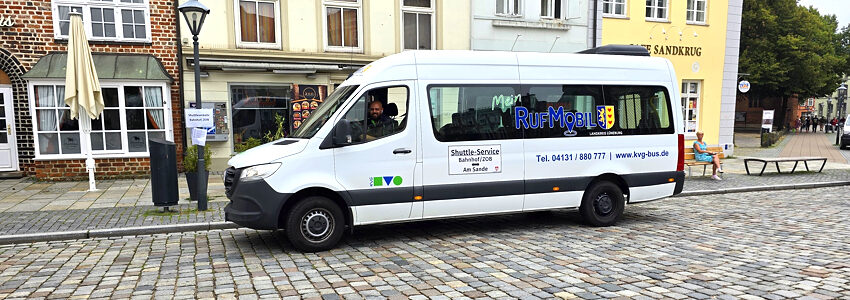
675, 180, 850, 197
0, 222, 240, 245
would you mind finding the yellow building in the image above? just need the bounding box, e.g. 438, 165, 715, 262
179, 0, 470, 169
601, 0, 742, 153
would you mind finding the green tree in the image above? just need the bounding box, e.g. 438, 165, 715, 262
839, 25, 850, 73
739, 0, 845, 128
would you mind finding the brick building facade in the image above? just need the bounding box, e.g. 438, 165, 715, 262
0, 0, 183, 180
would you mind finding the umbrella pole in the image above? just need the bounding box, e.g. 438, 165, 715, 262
82, 111, 97, 191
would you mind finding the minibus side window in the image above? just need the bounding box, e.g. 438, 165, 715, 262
603, 85, 674, 135
427, 85, 522, 142
523, 85, 604, 138
340, 85, 410, 144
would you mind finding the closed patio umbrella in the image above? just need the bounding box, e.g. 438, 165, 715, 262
64, 12, 104, 191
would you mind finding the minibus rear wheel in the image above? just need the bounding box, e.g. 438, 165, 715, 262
579, 181, 625, 226
284, 196, 345, 252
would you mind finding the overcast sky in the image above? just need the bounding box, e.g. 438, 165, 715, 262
796, 0, 850, 30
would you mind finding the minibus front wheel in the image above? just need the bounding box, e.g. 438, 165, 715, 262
579, 181, 625, 226
284, 196, 345, 252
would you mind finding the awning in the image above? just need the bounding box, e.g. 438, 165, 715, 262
23, 53, 173, 82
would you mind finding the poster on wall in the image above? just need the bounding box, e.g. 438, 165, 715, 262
290, 85, 327, 132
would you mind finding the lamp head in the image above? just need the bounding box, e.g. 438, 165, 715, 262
179, 0, 210, 36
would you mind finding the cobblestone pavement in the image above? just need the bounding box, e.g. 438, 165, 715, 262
0, 186, 848, 299
0, 167, 847, 236
0, 176, 226, 213
0, 201, 227, 235
0, 130, 847, 237
683, 169, 850, 191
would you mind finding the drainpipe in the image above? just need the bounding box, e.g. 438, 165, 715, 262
592, 0, 598, 48
174, 0, 188, 162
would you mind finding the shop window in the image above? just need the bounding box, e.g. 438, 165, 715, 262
681, 80, 701, 134
34, 86, 80, 155
53, 0, 151, 42
602, 0, 626, 17
496, 0, 521, 16
236, 0, 280, 48
645, 0, 668, 21
31, 82, 171, 158
402, 0, 433, 50
324, 0, 361, 52
686, 0, 706, 24
230, 85, 291, 148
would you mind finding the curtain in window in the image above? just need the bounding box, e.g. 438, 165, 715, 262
240, 1, 258, 42
403, 13, 416, 50
343, 8, 358, 47
144, 87, 164, 130
327, 7, 342, 46
36, 86, 57, 131
417, 14, 431, 49
258, 2, 275, 43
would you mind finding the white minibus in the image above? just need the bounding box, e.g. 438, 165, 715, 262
224, 46, 686, 252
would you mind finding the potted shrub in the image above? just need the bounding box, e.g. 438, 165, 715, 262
183, 145, 212, 201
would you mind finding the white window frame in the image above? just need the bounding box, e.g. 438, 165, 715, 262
52, 0, 152, 43
496, 0, 522, 17
28, 80, 173, 160
645, 0, 668, 22
540, 0, 568, 20
400, 0, 435, 51
602, 0, 627, 18
234, 0, 282, 49
686, 0, 706, 24
681, 80, 701, 135
322, 0, 364, 53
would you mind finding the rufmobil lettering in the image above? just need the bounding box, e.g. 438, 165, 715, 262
514, 105, 615, 132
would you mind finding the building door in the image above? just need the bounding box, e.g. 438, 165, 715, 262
0, 86, 18, 171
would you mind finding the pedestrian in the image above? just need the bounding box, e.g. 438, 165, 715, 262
804, 117, 810, 132
795, 118, 802, 133
813, 117, 819, 133
693, 131, 723, 180
820, 116, 826, 132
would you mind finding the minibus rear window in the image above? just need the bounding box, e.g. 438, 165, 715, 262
290, 85, 359, 138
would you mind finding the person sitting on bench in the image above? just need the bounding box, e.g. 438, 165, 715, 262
693, 131, 723, 180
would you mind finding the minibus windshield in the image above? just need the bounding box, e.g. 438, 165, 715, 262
290, 85, 359, 138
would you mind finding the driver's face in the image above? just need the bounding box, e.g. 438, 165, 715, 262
369, 102, 383, 119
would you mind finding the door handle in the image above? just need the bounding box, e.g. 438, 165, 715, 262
393, 148, 412, 154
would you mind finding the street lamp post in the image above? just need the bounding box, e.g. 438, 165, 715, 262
835, 84, 847, 145
839, 84, 848, 117
179, 0, 210, 211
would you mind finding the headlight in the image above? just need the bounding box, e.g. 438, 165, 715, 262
239, 163, 281, 181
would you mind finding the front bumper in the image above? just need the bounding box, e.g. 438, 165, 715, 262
224, 167, 292, 230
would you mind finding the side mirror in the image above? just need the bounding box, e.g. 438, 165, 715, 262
333, 119, 353, 146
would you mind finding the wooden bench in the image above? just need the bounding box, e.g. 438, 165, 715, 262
743, 157, 827, 176
684, 146, 725, 176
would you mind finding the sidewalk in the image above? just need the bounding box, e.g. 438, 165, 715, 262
1, 132, 848, 241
